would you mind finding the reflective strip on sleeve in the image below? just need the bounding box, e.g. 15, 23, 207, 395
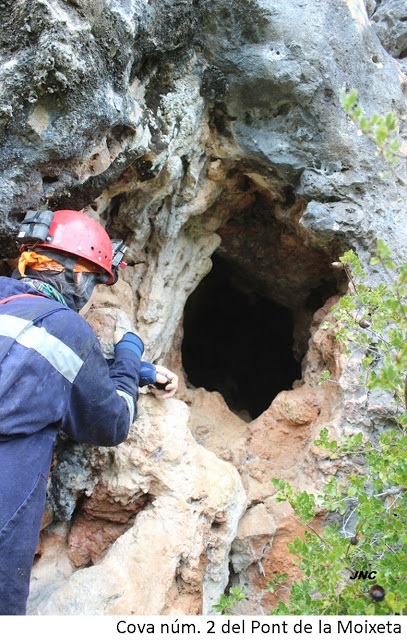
116, 389, 135, 426
0, 314, 84, 383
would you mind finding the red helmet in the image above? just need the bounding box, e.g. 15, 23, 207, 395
33, 210, 115, 284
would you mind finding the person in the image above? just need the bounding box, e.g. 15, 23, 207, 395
0, 209, 178, 615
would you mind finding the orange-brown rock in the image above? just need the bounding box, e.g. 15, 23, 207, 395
67, 482, 150, 567
81, 482, 149, 523
67, 514, 132, 567
270, 386, 320, 426
188, 387, 251, 470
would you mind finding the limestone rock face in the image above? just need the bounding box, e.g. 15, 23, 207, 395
28, 295, 246, 615
0, 0, 406, 616
30, 394, 246, 615
371, 0, 407, 59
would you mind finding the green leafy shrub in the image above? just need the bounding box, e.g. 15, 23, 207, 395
340, 89, 406, 186
269, 245, 407, 615
212, 586, 246, 615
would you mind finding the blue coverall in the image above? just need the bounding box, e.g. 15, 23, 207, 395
0, 276, 143, 614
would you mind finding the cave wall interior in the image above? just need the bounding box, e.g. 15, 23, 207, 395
0, 0, 406, 615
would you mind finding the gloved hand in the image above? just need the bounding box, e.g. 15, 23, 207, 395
139, 362, 178, 399
139, 362, 158, 387
114, 331, 144, 362
151, 364, 178, 399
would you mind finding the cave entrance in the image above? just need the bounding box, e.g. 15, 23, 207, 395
182, 254, 302, 420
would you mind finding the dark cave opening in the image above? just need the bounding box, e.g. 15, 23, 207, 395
182, 254, 302, 420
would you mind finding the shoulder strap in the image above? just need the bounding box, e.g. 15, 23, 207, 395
0, 293, 39, 304
0, 293, 69, 364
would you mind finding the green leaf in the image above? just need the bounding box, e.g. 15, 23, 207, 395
268, 90, 407, 618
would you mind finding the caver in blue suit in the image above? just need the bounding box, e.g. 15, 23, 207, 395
0, 276, 144, 615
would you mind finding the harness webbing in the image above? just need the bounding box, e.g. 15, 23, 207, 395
0, 294, 38, 304
0, 293, 77, 376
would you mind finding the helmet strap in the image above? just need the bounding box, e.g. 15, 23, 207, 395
33, 250, 94, 311
62, 255, 76, 285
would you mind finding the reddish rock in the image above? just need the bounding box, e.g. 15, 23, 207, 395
67, 482, 149, 566
68, 514, 132, 567
270, 386, 320, 426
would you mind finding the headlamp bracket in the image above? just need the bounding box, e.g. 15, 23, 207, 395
111, 239, 128, 269
17, 210, 54, 244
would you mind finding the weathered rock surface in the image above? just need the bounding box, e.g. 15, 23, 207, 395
371, 0, 407, 59
0, 0, 406, 616
30, 395, 246, 614
29, 290, 246, 614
